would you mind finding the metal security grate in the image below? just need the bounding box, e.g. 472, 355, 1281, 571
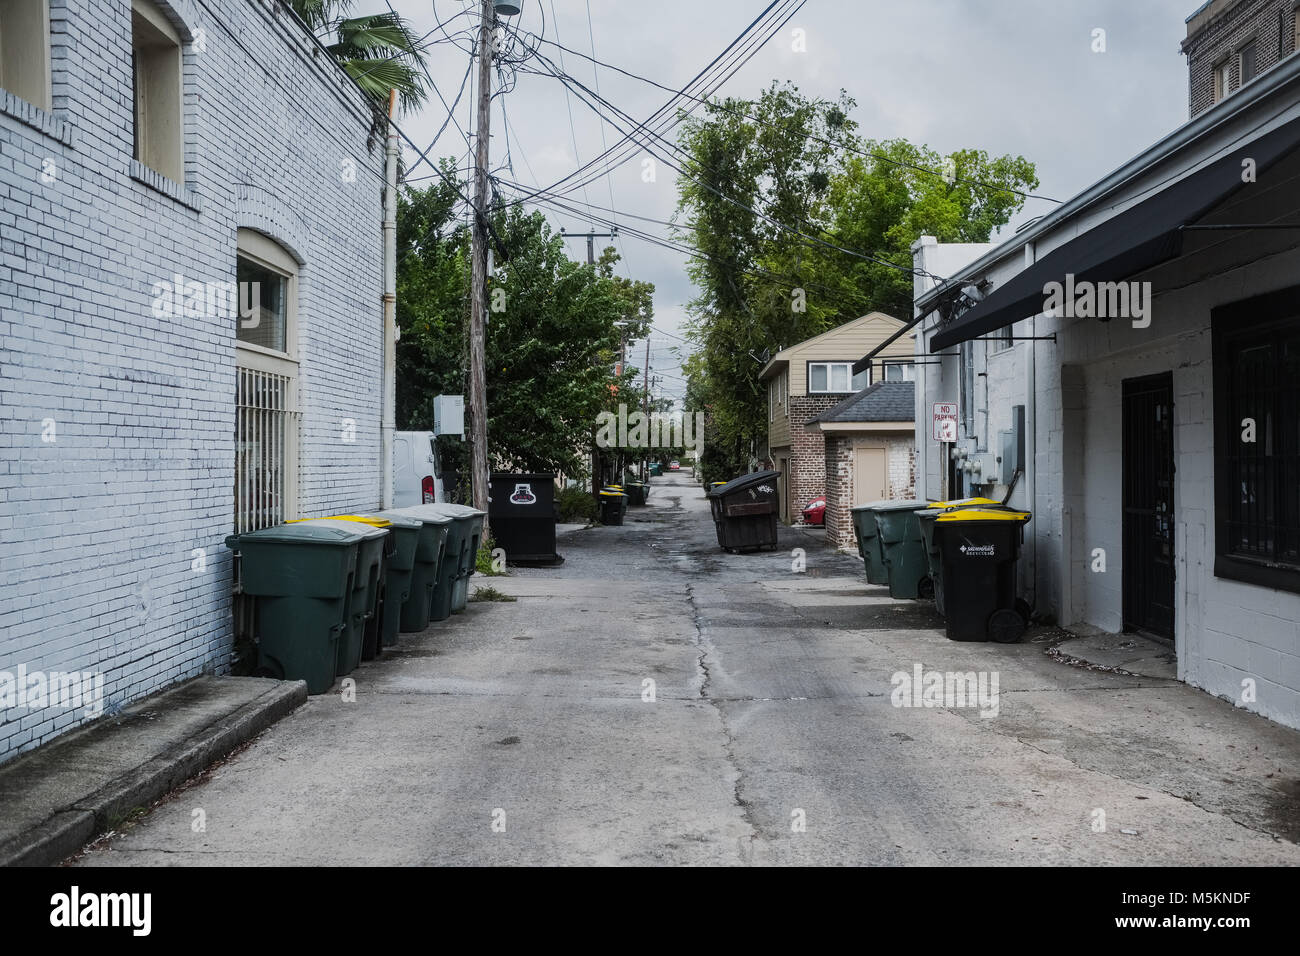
235, 366, 297, 534
1224, 327, 1300, 565
1123, 373, 1176, 641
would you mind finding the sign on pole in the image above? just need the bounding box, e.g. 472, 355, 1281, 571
933, 402, 958, 442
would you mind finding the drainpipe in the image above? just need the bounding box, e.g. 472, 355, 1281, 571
381, 89, 398, 509
1024, 240, 1038, 611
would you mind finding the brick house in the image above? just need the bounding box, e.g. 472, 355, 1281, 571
880, 0, 1300, 729
813, 383, 916, 550
759, 313, 914, 524
1183, 0, 1300, 118
0, 0, 386, 762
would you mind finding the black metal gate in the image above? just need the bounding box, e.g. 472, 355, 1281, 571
1122, 373, 1176, 642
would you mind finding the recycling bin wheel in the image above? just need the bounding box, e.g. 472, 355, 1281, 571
917, 576, 934, 601
988, 608, 1027, 644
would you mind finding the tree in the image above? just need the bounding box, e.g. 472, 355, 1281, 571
675, 82, 1039, 480
287, 0, 428, 113
396, 178, 656, 482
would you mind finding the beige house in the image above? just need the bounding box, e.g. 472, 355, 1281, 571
760, 313, 915, 524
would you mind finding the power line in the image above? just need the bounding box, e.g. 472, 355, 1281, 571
511, 26, 1061, 205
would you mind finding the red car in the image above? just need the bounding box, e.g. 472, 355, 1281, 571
801, 496, 826, 525
669, 460, 681, 471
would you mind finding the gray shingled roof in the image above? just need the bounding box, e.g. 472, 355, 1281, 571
812, 381, 915, 424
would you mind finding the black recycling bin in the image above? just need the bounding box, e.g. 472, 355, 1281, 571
707, 470, 780, 553
623, 480, 648, 506
599, 489, 626, 525
932, 508, 1032, 643
489, 472, 562, 566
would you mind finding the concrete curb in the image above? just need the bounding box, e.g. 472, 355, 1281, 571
0, 680, 307, 867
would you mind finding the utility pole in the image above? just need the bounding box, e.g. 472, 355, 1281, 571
468, 0, 519, 525
642, 338, 650, 479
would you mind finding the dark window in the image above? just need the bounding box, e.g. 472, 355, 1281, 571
1240, 40, 1259, 85
236, 256, 288, 353
1213, 286, 1300, 592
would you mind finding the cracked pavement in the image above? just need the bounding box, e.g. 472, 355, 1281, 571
73, 473, 1300, 865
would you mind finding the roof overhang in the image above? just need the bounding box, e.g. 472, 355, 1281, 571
923, 57, 1300, 353
758, 357, 788, 382
915, 50, 1300, 327
816, 420, 914, 433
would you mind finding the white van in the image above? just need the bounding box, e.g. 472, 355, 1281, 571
393, 431, 449, 507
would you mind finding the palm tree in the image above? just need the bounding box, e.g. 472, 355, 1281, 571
287, 0, 428, 114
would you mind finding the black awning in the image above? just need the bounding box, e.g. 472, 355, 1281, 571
928, 114, 1300, 352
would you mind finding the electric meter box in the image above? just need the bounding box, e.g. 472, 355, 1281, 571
433, 395, 465, 438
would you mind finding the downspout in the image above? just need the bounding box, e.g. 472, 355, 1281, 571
1024, 239, 1038, 612
381, 89, 399, 509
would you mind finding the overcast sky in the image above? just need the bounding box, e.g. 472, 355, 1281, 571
391, 0, 1192, 403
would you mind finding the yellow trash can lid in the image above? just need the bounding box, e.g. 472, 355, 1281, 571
930, 496, 1001, 510
935, 508, 1031, 523
289, 515, 393, 528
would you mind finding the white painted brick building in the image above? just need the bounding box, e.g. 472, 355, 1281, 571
902, 24, 1300, 729
0, 0, 385, 762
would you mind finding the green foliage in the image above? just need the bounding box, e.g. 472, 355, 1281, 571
469, 585, 516, 603
675, 81, 1039, 473
475, 540, 506, 576
396, 174, 657, 478
556, 486, 600, 525
287, 0, 428, 113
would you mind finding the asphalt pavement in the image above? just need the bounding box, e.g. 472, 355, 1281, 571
73, 473, 1300, 865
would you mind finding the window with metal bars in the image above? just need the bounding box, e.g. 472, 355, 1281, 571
1213, 286, 1300, 592
234, 367, 298, 534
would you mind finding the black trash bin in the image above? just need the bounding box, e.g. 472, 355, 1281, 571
932, 508, 1032, 643
489, 473, 563, 566
707, 470, 780, 553
598, 489, 626, 525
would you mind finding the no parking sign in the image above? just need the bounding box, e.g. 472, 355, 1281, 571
933, 403, 958, 442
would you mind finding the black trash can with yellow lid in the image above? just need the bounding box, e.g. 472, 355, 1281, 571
932, 507, 1032, 643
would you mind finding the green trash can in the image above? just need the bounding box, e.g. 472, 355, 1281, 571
872, 500, 934, 600
350, 513, 427, 646
224, 523, 361, 694
851, 501, 894, 586
624, 480, 648, 506
391, 504, 486, 613
381, 508, 453, 627
649, 462, 662, 477
932, 507, 1032, 642
916, 498, 1005, 616
292, 518, 390, 675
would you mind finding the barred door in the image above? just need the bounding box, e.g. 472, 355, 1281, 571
1122, 373, 1176, 642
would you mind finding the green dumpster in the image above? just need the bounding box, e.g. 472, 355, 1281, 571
224, 523, 361, 694
916, 498, 1004, 616
292, 518, 390, 674
872, 500, 934, 600
649, 462, 662, 477
348, 513, 426, 647
380, 508, 453, 626
850, 500, 894, 586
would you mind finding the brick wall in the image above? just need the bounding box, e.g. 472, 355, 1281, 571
0, 0, 384, 762
786, 394, 842, 521
824, 435, 853, 548
1185, 0, 1296, 118
823, 434, 918, 551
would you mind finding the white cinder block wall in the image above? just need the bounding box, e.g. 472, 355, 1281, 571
913, 234, 1300, 730
0, 0, 384, 762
